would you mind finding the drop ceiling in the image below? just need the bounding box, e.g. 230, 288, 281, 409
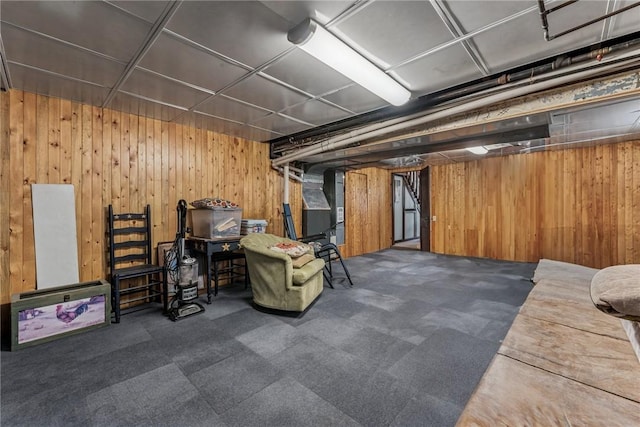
1, 0, 640, 169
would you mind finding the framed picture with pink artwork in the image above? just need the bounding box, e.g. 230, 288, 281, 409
11, 280, 111, 351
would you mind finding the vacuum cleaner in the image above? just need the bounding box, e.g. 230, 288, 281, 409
166, 199, 205, 321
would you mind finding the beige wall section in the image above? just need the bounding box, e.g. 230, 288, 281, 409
430, 141, 640, 268
1, 89, 303, 304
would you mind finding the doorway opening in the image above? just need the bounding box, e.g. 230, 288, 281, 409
392, 173, 420, 247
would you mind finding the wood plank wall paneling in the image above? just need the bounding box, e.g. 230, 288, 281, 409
1, 89, 302, 304
7, 88, 638, 301
430, 141, 640, 268
1, 89, 10, 304
344, 167, 394, 257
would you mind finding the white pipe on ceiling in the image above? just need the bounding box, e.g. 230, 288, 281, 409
272, 54, 640, 167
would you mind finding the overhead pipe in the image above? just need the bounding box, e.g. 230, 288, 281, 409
538, 0, 640, 41
270, 33, 640, 153
271, 164, 304, 183
272, 54, 640, 167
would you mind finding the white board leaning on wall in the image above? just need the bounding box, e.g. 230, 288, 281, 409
31, 184, 80, 289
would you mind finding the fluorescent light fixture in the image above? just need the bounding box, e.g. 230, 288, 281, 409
483, 143, 512, 150
466, 146, 488, 155
288, 18, 411, 106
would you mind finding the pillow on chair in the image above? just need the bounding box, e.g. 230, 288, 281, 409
269, 242, 308, 258
292, 254, 315, 268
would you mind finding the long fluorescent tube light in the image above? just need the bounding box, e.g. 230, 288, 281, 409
466, 146, 488, 155
288, 18, 411, 106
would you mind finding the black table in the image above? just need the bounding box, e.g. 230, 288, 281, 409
186, 236, 244, 304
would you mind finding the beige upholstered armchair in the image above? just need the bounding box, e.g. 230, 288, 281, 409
240, 233, 325, 313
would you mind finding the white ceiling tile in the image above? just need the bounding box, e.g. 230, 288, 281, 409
110, 92, 186, 122
223, 74, 310, 113
120, 69, 211, 109
259, 0, 355, 26
167, 1, 292, 68
3, 24, 125, 87
602, 0, 640, 38
544, 1, 608, 41
1, 0, 152, 61
251, 113, 312, 135
392, 44, 484, 95
8, 63, 109, 106
444, 1, 534, 32
280, 99, 351, 126
177, 112, 279, 141
471, 7, 606, 74
110, 1, 171, 23
195, 95, 271, 124
261, 49, 352, 97
322, 85, 387, 114
334, 1, 453, 68
140, 32, 249, 92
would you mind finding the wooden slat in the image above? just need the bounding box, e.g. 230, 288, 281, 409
161, 121, 170, 241
78, 104, 91, 281
47, 96, 61, 184
136, 114, 146, 217
91, 106, 103, 279
153, 118, 162, 261
633, 141, 640, 263
9, 91, 24, 293
59, 99, 72, 185
71, 101, 83, 268
101, 109, 112, 275
167, 122, 177, 236
36, 94, 49, 184
431, 142, 640, 267
22, 92, 37, 292
1, 91, 11, 301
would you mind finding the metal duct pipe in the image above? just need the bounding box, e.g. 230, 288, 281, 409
272, 54, 640, 166
270, 34, 640, 151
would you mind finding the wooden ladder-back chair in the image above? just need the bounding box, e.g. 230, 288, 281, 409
282, 203, 354, 288
107, 204, 167, 323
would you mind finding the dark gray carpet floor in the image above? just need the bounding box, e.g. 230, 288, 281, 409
1, 249, 536, 426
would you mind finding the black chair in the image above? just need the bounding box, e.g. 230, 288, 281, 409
211, 251, 249, 298
282, 203, 353, 288
107, 204, 167, 323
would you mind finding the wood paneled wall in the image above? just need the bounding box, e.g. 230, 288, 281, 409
8, 89, 637, 303
1, 89, 302, 303
344, 167, 394, 257
430, 142, 640, 268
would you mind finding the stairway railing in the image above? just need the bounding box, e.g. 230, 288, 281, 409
402, 171, 420, 213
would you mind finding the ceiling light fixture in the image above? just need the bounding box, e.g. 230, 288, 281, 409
288, 18, 411, 106
466, 146, 488, 155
